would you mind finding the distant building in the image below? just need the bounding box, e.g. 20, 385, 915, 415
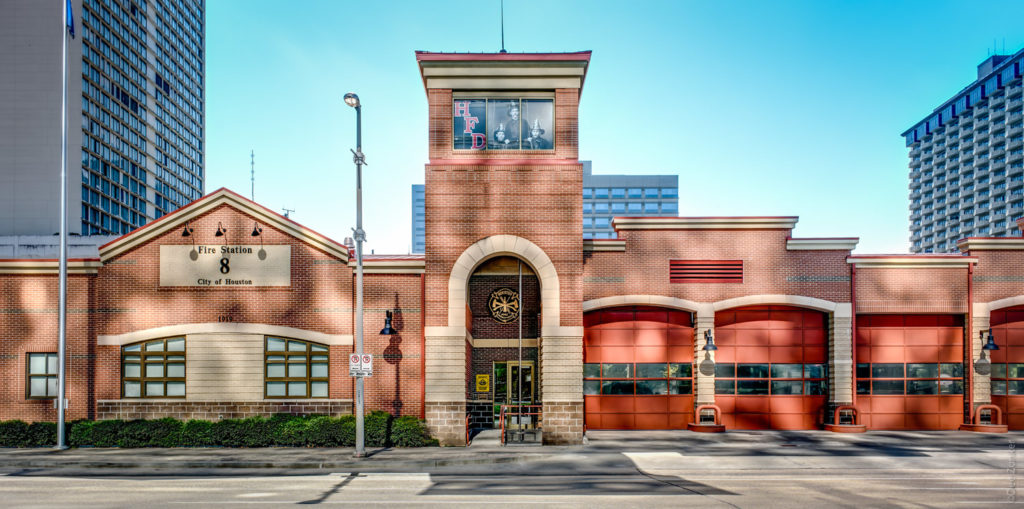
411, 184, 425, 253
582, 161, 678, 239
0, 0, 205, 236
414, 164, 679, 246
903, 48, 1024, 253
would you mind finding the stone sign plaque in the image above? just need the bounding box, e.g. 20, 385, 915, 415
159, 245, 290, 287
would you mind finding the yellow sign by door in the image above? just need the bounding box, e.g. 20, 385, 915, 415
476, 374, 490, 393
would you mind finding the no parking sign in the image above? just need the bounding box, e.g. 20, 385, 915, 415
349, 353, 374, 377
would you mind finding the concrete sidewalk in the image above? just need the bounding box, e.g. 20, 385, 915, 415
0, 429, 1020, 473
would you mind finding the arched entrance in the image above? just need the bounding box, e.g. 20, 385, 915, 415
991, 305, 1024, 429
714, 305, 829, 430
582, 306, 695, 429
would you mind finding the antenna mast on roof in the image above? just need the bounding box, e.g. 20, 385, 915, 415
250, 150, 255, 201
282, 207, 294, 219
500, 0, 507, 53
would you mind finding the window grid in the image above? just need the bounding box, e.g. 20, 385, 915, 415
714, 363, 828, 395
991, 363, 1024, 395
121, 337, 186, 398
26, 353, 58, 399
856, 362, 964, 395
265, 337, 329, 399
582, 362, 693, 396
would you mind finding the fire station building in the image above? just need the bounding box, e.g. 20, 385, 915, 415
3, 52, 1024, 445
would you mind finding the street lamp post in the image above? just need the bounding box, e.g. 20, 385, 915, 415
344, 92, 367, 458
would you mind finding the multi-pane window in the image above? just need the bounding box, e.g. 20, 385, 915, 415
265, 337, 329, 398
26, 353, 58, 398
582, 362, 692, 395
714, 363, 828, 395
856, 363, 963, 395
122, 337, 185, 398
991, 363, 1024, 395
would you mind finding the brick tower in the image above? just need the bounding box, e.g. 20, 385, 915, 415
417, 52, 590, 445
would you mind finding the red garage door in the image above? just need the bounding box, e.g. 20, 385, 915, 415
856, 315, 964, 430
991, 306, 1024, 430
583, 306, 694, 430
714, 306, 828, 430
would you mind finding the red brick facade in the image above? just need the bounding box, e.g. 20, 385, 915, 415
4, 53, 1024, 441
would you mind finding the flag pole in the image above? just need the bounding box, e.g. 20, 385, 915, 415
56, 0, 70, 450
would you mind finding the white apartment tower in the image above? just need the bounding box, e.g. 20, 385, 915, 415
904, 49, 1024, 253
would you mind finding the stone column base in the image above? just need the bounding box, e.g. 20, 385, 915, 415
543, 400, 583, 445
426, 401, 467, 446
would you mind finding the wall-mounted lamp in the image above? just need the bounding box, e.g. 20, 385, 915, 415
703, 329, 718, 351
215, 222, 227, 237
380, 310, 396, 335
983, 329, 1000, 351
252, 222, 266, 260
182, 222, 198, 260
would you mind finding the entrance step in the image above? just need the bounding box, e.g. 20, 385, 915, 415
468, 428, 500, 447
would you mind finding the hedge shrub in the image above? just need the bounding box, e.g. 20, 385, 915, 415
0, 412, 436, 448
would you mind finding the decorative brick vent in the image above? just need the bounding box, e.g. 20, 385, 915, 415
670, 260, 743, 283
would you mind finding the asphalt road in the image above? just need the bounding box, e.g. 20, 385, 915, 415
1, 431, 1022, 508
0, 468, 1019, 508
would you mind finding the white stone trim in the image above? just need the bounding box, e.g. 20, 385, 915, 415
980, 295, 1024, 314
612, 216, 798, 230
957, 238, 1024, 251
98, 322, 353, 346
712, 294, 841, 313
582, 295, 712, 315
582, 239, 625, 252
846, 256, 977, 268
447, 235, 560, 328
786, 238, 859, 251
471, 338, 539, 348
0, 259, 102, 274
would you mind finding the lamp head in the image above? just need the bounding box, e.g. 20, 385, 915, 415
380, 310, 396, 335
983, 329, 1000, 351
703, 329, 718, 351
251, 222, 262, 237
215, 222, 227, 237
344, 92, 360, 108
181, 223, 193, 237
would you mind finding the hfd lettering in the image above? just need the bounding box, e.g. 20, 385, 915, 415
454, 101, 485, 149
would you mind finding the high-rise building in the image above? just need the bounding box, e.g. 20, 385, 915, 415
903, 49, 1024, 253
582, 161, 678, 239
411, 184, 425, 253
0, 0, 205, 236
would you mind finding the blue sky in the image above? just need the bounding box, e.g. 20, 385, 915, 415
205, 0, 1024, 255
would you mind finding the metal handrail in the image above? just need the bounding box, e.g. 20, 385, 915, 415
499, 404, 543, 445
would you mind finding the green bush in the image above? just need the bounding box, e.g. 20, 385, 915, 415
68, 420, 94, 447
391, 416, 438, 447
0, 412, 436, 448
0, 420, 30, 447
26, 422, 56, 447
306, 415, 355, 447
90, 419, 124, 447
179, 419, 214, 447
365, 410, 392, 447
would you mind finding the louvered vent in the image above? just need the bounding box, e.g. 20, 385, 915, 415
670, 260, 743, 283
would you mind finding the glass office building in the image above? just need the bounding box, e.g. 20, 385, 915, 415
0, 0, 204, 236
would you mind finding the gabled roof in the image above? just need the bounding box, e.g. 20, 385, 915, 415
98, 188, 351, 262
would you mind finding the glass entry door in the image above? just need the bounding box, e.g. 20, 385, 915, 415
492, 361, 535, 428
